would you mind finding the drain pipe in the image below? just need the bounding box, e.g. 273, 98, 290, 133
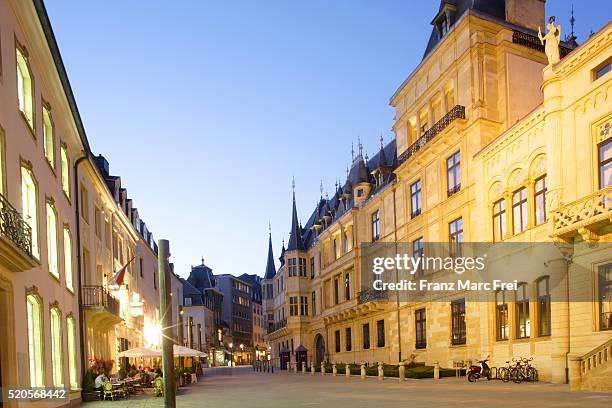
392, 184, 402, 363
74, 153, 89, 383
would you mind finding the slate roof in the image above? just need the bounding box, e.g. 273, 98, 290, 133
187, 262, 216, 291
423, 0, 506, 59
263, 232, 276, 279
278, 139, 397, 255
181, 278, 205, 305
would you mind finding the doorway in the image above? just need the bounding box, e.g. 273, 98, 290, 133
314, 334, 325, 364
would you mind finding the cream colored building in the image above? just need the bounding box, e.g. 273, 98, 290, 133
264, 0, 612, 391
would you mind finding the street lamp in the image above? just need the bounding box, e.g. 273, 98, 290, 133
240, 344, 244, 365
229, 342, 233, 367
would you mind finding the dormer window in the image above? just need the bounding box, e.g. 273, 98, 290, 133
432, 3, 456, 40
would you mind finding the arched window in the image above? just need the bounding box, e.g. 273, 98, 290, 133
21, 166, 39, 258
26, 293, 44, 386
50, 307, 63, 387
66, 315, 78, 389
43, 105, 54, 168
16, 44, 34, 129
64, 228, 73, 290
46, 202, 58, 277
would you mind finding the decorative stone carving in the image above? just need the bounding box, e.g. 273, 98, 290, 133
538, 16, 562, 65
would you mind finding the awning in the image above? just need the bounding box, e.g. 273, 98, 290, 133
117, 346, 161, 358
173, 344, 206, 357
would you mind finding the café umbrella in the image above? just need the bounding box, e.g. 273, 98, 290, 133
117, 346, 162, 358
173, 344, 206, 357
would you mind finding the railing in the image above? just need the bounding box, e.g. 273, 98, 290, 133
267, 318, 287, 334
551, 186, 612, 234
397, 105, 466, 167
580, 337, 612, 376
511, 30, 573, 58
82, 285, 120, 317
357, 288, 389, 304
0, 193, 32, 257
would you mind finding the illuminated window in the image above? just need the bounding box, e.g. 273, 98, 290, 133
46, 202, 58, 277
26, 294, 44, 387
64, 228, 73, 291
43, 105, 54, 168
21, 166, 39, 258
495, 290, 509, 341
60, 145, 70, 198
516, 283, 530, 338
599, 264, 612, 331
67, 316, 78, 389
599, 139, 612, 189
16, 45, 34, 129
50, 307, 63, 387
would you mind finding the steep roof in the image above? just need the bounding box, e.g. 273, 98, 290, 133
187, 261, 216, 290
287, 191, 305, 251
264, 232, 276, 279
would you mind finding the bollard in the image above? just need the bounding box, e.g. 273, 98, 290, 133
332, 363, 337, 376
287, 362, 291, 372
398, 361, 405, 382
433, 361, 440, 380
302, 362, 306, 374
311, 362, 315, 375
294, 362, 298, 374
321, 362, 326, 375
378, 362, 384, 380
346, 364, 351, 377
360, 363, 366, 379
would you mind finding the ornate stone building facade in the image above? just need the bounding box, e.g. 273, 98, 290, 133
264, 0, 612, 390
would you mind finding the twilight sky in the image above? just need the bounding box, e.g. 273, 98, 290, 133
45, 0, 609, 278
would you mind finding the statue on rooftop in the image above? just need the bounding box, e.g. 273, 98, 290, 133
538, 16, 562, 65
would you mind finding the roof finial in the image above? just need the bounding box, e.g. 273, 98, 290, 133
358, 136, 363, 157
380, 134, 384, 149
268, 221, 271, 235
320, 180, 324, 197
292, 176, 295, 193
201, 256, 204, 264
351, 142, 355, 160
570, 4, 575, 38
325, 191, 329, 200
346, 166, 349, 179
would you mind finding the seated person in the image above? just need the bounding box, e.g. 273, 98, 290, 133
94, 373, 107, 391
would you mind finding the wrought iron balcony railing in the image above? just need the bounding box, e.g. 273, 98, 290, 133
0, 192, 32, 257
357, 288, 389, 304
82, 285, 120, 317
397, 105, 466, 167
511, 30, 573, 58
266, 318, 287, 334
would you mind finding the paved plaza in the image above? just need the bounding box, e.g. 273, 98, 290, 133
81, 366, 612, 408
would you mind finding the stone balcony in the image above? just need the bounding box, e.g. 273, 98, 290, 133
322, 289, 390, 325
551, 186, 612, 243
0, 192, 36, 272
82, 285, 123, 328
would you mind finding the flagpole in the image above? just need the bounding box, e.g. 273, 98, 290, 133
158, 239, 176, 407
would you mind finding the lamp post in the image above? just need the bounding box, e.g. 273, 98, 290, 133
229, 342, 234, 367
158, 240, 175, 407
240, 344, 244, 366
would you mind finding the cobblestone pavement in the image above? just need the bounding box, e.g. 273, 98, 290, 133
80, 366, 612, 408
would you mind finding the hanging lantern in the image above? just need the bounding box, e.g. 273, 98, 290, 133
130, 293, 144, 317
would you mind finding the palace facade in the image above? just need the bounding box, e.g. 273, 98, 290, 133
263, 0, 612, 391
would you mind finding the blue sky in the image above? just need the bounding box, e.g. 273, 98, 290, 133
45, 0, 609, 278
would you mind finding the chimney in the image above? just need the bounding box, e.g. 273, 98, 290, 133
505, 0, 545, 32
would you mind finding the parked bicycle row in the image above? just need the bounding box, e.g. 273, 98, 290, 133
468, 357, 538, 383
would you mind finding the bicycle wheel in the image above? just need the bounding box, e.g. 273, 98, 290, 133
528, 367, 538, 382
499, 367, 509, 382
510, 367, 522, 384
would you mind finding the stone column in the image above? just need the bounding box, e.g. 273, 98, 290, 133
434, 362, 440, 380
399, 361, 405, 381
346, 364, 351, 377
332, 363, 337, 376
378, 362, 384, 380
360, 363, 366, 379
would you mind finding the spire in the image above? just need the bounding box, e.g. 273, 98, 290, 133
378, 134, 388, 167
279, 239, 286, 265
351, 142, 355, 161
358, 136, 363, 157
264, 227, 276, 279
287, 181, 305, 251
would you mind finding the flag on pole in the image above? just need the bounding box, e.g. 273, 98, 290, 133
109, 256, 134, 290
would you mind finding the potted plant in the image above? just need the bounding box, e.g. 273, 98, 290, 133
81, 369, 98, 402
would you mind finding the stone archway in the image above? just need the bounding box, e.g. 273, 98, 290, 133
314, 334, 325, 364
